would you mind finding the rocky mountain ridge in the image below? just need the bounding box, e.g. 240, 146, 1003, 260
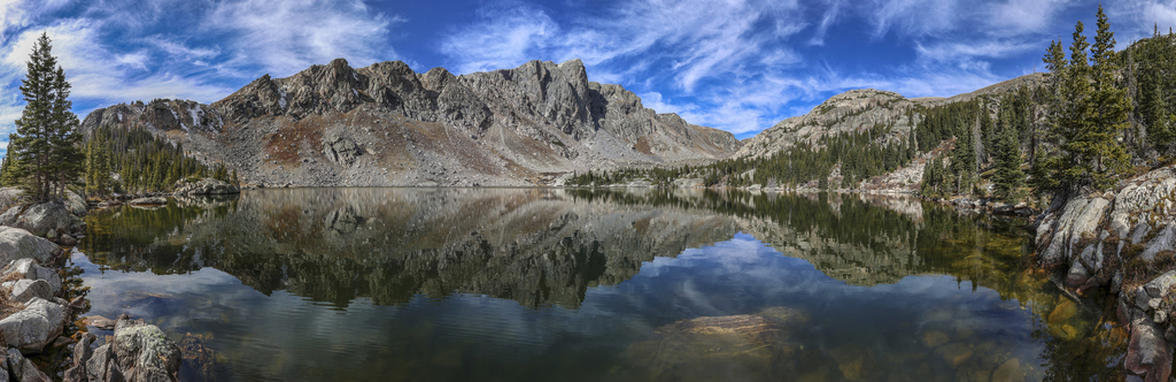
737, 73, 1045, 161
82, 59, 740, 187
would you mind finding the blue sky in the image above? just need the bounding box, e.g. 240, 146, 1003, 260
0, 0, 1172, 155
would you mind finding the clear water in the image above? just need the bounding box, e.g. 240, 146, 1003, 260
73, 188, 1125, 381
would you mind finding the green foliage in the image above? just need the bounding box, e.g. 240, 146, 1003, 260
993, 121, 1025, 202
571, 125, 916, 190
84, 125, 214, 194
84, 132, 113, 197
1038, 8, 1132, 195
5, 33, 83, 201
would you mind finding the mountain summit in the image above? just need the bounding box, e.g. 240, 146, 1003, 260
81, 58, 741, 187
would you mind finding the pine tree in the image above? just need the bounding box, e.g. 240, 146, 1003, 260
993, 122, 1025, 202
48, 64, 82, 198
1068, 6, 1130, 192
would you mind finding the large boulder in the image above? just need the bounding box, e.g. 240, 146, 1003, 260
1038, 197, 1110, 267
114, 318, 181, 382
0, 298, 65, 353
54, 319, 184, 382
0, 228, 58, 265
4, 259, 62, 293
6, 279, 52, 304
0, 202, 83, 239
172, 178, 239, 196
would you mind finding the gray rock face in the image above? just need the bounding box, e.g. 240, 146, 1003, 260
736, 89, 921, 160
1143, 225, 1176, 262
63, 333, 96, 382
6, 347, 50, 382
172, 178, 240, 196
1038, 197, 1110, 267
7, 280, 52, 304
0, 298, 65, 353
82, 59, 741, 187
84, 344, 122, 382
67, 318, 183, 382
112, 318, 182, 382
0, 202, 83, 240
1036, 163, 1176, 380
5, 259, 62, 293
0, 228, 57, 265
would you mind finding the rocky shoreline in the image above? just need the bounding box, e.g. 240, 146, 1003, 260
1031, 163, 1176, 381
0, 177, 239, 381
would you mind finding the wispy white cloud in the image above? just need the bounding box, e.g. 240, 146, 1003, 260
205, 0, 403, 77
809, 0, 844, 46
441, 0, 805, 92
440, 3, 560, 74
1, 19, 233, 102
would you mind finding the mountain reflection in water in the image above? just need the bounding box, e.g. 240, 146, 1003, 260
75, 188, 1125, 381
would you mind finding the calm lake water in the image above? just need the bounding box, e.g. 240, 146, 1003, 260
72, 188, 1125, 381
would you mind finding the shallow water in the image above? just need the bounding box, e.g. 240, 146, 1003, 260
74, 188, 1124, 381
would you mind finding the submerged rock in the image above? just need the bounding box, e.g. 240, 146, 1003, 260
622, 308, 808, 380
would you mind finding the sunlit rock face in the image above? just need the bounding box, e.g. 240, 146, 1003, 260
80, 59, 741, 188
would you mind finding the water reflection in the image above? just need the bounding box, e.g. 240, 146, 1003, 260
76, 188, 1124, 381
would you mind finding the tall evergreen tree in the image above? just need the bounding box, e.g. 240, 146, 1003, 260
993, 123, 1025, 202
1071, 6, 1130, 191
7, 33, 82, 202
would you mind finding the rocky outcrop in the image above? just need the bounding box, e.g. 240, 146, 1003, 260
736, 89, 920, 160
0, 202, 84, 245
172, 178, 239, 196
65, 317, 183, 382
1033, 163, 1176, 380
82, 59, 741, 187
1124, 271, 1176, 382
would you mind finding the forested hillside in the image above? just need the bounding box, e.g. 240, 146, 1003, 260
80, 125, 236, 197
576, 7, 1176, 206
